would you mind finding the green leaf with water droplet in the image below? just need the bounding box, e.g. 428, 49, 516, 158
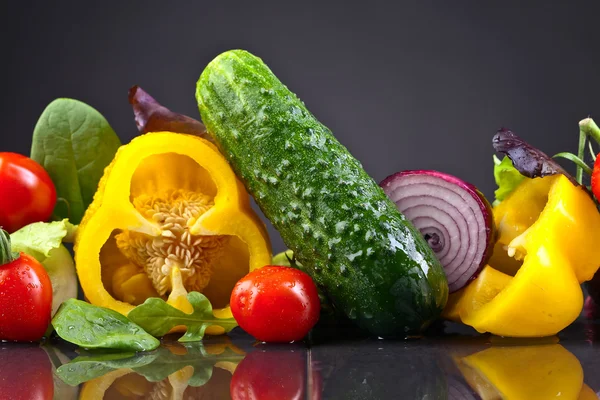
128, 292, 238, 343
52, 299, 160, 351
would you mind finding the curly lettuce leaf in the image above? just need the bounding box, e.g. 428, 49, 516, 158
10, 219, 77, 261
10, 219, 78, 315
493, 155, 526, 206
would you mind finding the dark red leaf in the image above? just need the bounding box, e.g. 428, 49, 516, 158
128, 86, 213, 142
492, 128, 577, 185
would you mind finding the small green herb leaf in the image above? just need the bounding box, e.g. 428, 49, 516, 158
492, 155, 526, 206
128, 292, 238, 343
31, 98, 121, 224
52, 299, 160, 352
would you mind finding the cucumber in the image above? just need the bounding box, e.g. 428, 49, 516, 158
196, 50, 448, 337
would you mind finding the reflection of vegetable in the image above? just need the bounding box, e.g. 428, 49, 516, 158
230, 348, 321, 400
230, 266, 320, 343
0, 152, 56, 233
10, 219, 77, 316
456, 345, 585, 400
52, 299, 160, 351
0, 229, 52, 342
128, 292, 238, 343
380, 170, 495, 293
197, 49, 447, 337
0, 345, 54, 400
74, 131, 271, 335
57, 339, 244, 399
31, 98, 121, 224
492, 155, 525, 205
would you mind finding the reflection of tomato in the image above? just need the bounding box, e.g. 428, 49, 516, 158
230, 349, 321, 400
0, 152, 56, 233
0, 345, 54, 400
230, 266, 320, 342
0, 250, 53, 341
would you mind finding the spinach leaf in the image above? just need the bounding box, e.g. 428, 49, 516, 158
52, 299, 160, 352
128, 292, 238, 343
31, 98, 121, 224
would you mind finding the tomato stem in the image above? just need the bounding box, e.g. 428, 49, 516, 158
0, 229, 19, 265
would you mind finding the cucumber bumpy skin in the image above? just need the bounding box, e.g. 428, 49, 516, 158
196, 50, 448, 337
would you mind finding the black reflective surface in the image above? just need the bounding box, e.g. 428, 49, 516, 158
3, 320, 600, 399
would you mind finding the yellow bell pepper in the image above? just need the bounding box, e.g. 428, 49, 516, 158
456, 344, 589, 400
444, 174, 600, 337
75, 132, 271, 333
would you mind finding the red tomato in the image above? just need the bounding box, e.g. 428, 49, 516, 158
0, 152, 56, 233
230, 265, 320, 343
230, 349, 321, 400
0, 345, 54, 400
0, 252, 53, 341
592, 154, 600, 202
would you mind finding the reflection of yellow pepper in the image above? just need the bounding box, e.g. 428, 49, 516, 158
456, 344, 591, 400
445, 175, 600, 337
75, 132, 271, 333
79, 338, 244, 399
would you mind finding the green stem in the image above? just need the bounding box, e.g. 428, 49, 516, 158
0, 229, 18, 265
580, 118, 600, 144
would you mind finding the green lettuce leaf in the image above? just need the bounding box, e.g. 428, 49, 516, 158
10, 219, 78, 315
493, 155, 526, 206
128, 292, 238, 343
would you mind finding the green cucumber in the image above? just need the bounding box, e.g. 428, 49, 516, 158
196, 50, 448, 337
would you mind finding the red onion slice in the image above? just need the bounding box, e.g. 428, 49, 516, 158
380, 170, 495, 292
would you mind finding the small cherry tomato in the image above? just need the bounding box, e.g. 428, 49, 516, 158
0, 152, 56, 233
0, 230, 53, 341
230, 265, 320, 343
591, 154, 600, 202
0, 344, 54, 400
230, 348, 322, 400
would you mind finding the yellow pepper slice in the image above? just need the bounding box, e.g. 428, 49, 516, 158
457, 345, 584, 400
446, 174, 600, 337
75, 132, 271, 333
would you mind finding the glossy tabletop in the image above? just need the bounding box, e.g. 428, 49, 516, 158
2, 319, 600, 399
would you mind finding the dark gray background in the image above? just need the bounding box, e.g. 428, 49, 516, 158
3, 1, 600, 252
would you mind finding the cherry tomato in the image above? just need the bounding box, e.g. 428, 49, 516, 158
0, 344, 54, 400
591, 154, 600, 202
0, 152, 56, 233
0, 251, 53, 341
230, 349, 321, 400
230, 265, 320, 343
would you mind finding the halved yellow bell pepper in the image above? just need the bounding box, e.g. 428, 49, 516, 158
75, 132, 271, 333
444, 174, 600, 337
